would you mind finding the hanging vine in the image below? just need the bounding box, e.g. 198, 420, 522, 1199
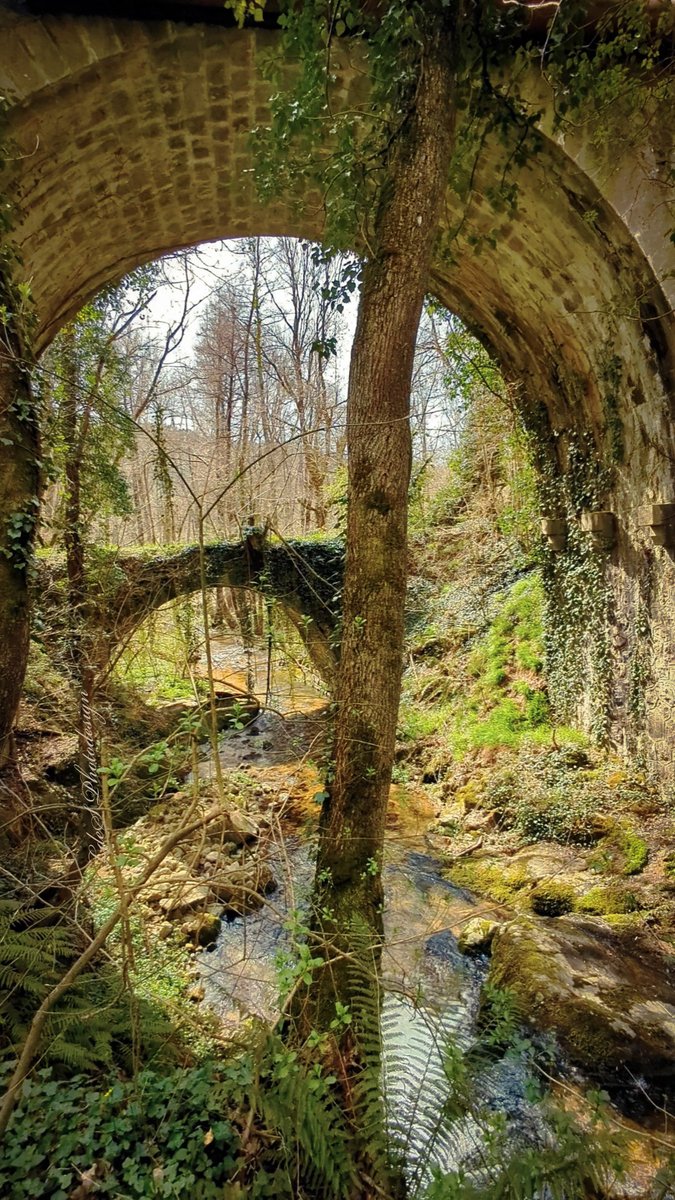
518, 401, 615, 742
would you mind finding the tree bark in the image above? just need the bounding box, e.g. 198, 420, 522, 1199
0, 344, 39, 768
60, 324, 102, 853
307, 6, 459, 1027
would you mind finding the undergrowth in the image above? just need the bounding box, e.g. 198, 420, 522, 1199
0, 1030, 355, 1200
400, 574, 580, 758
0, 899, 177, 1076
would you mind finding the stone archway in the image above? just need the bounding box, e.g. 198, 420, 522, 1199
36, 534, 343, 685
0, 4, 673, 774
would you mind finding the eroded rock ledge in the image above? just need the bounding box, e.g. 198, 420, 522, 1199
489, 914, 675, 1094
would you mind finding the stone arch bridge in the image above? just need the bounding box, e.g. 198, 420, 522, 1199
37, 534, 344, 686
0, 1, 674, 776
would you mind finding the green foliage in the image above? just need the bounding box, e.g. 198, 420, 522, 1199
399, 574, 579, 758
423, 1094, 625, 1200
0, 899, 175, 1075
462, 747, 613, 849
115, 606, 207, 703
523, 421, 614, 742
511, 786, 600, 846
420, 320, 538, 559
382, 978, 627, 1199
0, 1021, 357, 1199
453, 576, 552, 752
617, 827, 649, 876
238, 1035, 356, 1199
0, 1061, 240, 1199
542, 0, 674, 141
252, 0, 554, 278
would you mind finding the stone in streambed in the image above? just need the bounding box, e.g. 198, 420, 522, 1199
215, 807, 259, 845
209, 861, 276, 914
181, 911, 222, 947
458, 917, 499, 955
159, 882, 211, 915
489, 915, 675, 1092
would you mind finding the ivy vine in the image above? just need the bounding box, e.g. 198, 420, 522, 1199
520, 408, 615, 743
0, 90, 40, 579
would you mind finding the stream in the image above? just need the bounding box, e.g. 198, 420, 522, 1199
191, 637, 545, 1186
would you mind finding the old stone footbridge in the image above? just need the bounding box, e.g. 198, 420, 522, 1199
36, 534, 344, 685
0, 2, 673, 777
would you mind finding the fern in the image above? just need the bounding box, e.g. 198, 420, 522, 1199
240, 1028, 356, 1199
377, 977, 629, 1200
0, 898, 176, 1074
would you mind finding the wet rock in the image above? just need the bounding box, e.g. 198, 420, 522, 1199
425, 929, 462, 965
489, 915, 675, 1091
181, 911, 221, 947
209, 861, 276, 914
458, 917, 499, 955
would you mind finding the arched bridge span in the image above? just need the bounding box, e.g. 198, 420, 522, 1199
0, 3, 674, 775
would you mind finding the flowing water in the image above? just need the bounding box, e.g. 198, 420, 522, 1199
192, 637, 542, 1184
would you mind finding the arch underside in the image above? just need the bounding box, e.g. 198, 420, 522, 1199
1, 8, 674, 774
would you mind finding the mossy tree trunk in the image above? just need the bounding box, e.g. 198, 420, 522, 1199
0, 345, 39, 770
305, 6, 459, 1031
60, 323, 102, 851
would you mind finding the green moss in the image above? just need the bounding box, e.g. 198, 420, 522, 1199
398, 700, 454, 741
664, 853, 675, 880
602, 912, 648, 930
576, 885, 641, 916
618, 828, 649, 876
447, 859, 530, 907
529, 881, 575, 917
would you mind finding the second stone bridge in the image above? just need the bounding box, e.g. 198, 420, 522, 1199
36, 535, 345, 688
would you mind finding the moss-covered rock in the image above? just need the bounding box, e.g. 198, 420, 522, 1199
446, 846, 588, 912
576, 884, 641, 916
529, 880, 575, 916
618, 828, 649, 876
489, 915, 675, 1090
446, 857, 530, 906
457, 917, 499, 955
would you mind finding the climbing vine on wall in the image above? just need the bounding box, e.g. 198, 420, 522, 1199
520, 408, 615, 742
627, 550, 654, 732
0, 92, 40, 576
542, 0, 675, 141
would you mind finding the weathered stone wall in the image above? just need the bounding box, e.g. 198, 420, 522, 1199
0, 4, 673, 779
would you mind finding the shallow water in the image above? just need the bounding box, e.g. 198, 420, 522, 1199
193, 640, 538, 1182
190, 637, 675, 1192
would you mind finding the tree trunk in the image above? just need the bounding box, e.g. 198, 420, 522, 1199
60, 325, 102, 854
0, 345, 39, 768
307, 7, 459, 1028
